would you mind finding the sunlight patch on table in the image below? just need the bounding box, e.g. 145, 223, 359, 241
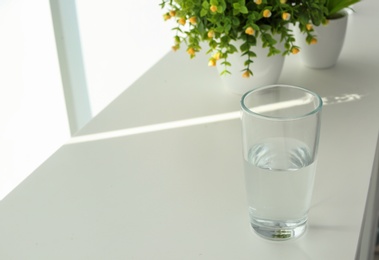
67, 93, 364, 144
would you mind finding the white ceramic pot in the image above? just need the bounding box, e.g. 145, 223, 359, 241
294, 10, 348, 69
216, 35, 285, 95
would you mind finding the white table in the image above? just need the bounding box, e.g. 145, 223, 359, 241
1, 1, 379, 259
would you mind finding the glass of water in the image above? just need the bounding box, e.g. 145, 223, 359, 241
241, 84, 323, 240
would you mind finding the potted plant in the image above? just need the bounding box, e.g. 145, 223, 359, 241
294, 0, 360, 69
160, 0, 326, 94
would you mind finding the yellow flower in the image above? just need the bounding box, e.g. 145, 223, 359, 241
187, 47, 196, 56
306, 23, 313, 31
213, 52, 222, 60
210, 5, 218, 13
280, 0, 287, 3
254, 0, 262, 4
178, 17, 186, 26
291, 47, 300, 54
263, 9, 272, 18
189, 16, 197, 25
310, 38, 318, 45
282, 12, 291, 21
245, 27, 255, 35
242, 71, 250, 78
169, 10, 176, 17
208, 58, 216, 67
207, 30, 215, 38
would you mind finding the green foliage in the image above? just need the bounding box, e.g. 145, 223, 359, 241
161, 0, 327, 76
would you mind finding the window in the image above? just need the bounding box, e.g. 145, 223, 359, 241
0, 0, 172, 199
0, 0, 69, 199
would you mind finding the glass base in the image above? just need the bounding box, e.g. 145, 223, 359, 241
251, 217, 307, 241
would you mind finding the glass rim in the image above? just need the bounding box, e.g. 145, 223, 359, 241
240, 84, 323, 121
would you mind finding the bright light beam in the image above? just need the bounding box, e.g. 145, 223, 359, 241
251, 96, 314, 114
67, 111, 241, 144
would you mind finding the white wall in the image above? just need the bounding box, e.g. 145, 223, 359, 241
76, 0, 174, 116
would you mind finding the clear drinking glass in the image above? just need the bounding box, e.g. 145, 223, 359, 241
240, 84, 323, 240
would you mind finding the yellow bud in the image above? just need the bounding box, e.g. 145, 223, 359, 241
189, 16, 197, 25
213, 52, 221, 60
210, 5, 218, 13
254, 0, 262, 4
187, 47, 195, 56
163, 13, 171, 21
245, 27, 255, 35
263, 9, 272, 18
242, 71, 250, 78
280, 0, 287, 3
282, 12, 291, 21
172, 45, 179, 52
306, 23, 313, 31
208, 58, 216, 67
169, 10, 176, 17
291, 47, 300, 54
310, 38, 318, 45
207, 30, 215, 38
178, 17, 186, 26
